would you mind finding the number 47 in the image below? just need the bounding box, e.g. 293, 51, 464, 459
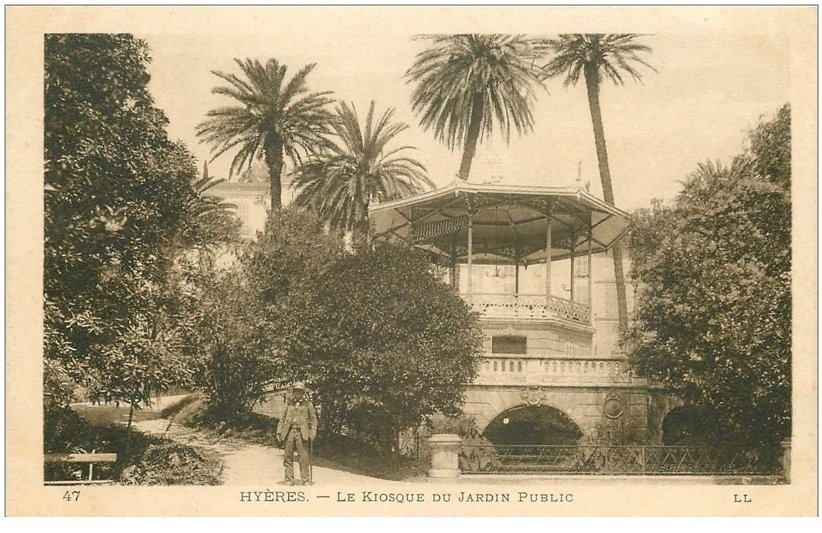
63, 490, 80, 501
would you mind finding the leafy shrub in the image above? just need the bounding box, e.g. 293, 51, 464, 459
119, 442, 222, 485
44, 406, 222, 485
189, 269, 279, 419
276, 243, 485, 452
428, 412, 481, 436
416, 413, 498, 472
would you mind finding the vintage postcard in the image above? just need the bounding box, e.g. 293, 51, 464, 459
5, 5, 818, 516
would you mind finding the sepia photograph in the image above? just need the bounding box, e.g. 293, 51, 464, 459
4, 4, 817, 517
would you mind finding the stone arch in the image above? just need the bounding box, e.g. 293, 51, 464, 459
464, 388, 590, 435
646, 391, 684, 444
482, 403, 584, 445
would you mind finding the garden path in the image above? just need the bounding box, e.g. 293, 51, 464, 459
133, 419, 382, 486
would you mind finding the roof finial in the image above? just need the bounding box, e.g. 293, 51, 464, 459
576, 160, 583, 190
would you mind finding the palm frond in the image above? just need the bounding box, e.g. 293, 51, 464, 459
406, 34, 545, 150
292, 99, 432, 233
540, 33, 655, 88
196, 57, 334, 179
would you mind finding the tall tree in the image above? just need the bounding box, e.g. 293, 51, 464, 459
540, 34, 655, 337
197, 59, 334, 208
627, 106, 791, 449
406, 34, 544, 180
44, 34, 205, 438
292, 100, 433, 239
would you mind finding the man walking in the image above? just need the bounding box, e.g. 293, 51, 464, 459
277, 382, 318, 485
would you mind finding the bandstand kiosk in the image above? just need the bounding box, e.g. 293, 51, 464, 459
371, 181, 677, 445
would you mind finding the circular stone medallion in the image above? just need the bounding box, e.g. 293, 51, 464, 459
603, 397, 624, 419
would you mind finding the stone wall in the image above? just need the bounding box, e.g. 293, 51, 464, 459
645, 390, 685, 444
480, 319, 594, 359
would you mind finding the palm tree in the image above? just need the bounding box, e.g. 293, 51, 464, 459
406, 34, 544, 181
183, 167, 241, 250
540, 33, 655, 336
197, 58, 334, 209
160, 161, 240, 270
292, 100, 433, 239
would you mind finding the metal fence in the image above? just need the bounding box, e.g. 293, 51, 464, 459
459, 444, 782, 476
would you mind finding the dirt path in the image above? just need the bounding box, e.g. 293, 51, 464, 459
133, 419, 382, 486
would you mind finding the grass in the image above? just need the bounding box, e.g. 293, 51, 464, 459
71, 403, 161, 426
159, 393, 201, 419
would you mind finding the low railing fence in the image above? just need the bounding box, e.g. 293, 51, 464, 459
459, 444, 781, 476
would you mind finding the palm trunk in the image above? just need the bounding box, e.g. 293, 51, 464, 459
584, 64, 629, 337
264, 140, 284, 209
359, 198, 372, 246
458, 92, 484, 181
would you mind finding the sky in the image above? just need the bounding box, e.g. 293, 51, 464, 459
142, 29, 790, 212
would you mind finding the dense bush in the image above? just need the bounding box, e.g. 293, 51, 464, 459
188, 269, 279, 419
44, 34, 198, 413
627, 105, 791, 449
275, 243, 485, 452
242, 207, 346, 309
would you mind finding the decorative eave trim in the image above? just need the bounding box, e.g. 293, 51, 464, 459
370, 181, 631, 220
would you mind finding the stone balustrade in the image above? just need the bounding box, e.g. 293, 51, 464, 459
475, 356, 637, 386
465, 293, 591, 325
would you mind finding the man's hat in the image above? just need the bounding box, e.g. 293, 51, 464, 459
291, 381, 306, 391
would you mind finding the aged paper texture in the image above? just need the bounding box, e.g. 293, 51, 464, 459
6, 5, 818, 516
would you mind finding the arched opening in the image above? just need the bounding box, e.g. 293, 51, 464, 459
661, 405, 719, 445
483, 405, 582, 446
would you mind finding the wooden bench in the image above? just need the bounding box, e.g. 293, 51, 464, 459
44, 453, 118, 485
